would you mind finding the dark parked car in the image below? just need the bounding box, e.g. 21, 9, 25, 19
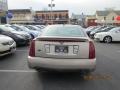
0, 28, 30, 46
86, 26, 99, 36
13, 25, 39, 39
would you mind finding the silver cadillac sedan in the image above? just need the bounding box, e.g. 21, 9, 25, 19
28, 25, 96, 72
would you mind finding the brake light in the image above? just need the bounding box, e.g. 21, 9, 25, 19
89, 41, 95, 59
29, 40, 35, 57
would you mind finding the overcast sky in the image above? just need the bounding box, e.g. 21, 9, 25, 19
8, 0, 120, 15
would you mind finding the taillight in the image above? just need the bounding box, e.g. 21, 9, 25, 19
89, 41, 95, 59
29, 40, 35, 57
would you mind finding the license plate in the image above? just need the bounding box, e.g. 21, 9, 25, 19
55, 45, 68, 53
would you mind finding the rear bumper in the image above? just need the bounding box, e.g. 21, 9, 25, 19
28, 56, 96, 70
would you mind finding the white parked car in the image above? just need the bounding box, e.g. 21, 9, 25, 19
28, 25, 96, 73
94, 27, 120, 43
0, 35, 16, 56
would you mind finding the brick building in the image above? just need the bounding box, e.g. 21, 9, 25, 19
35, 10, 69, 24
85, 15, 97, 27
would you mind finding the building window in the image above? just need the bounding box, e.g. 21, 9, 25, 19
54, 14, 57, 19
42, 14, 45, 19
34, 14, 38, 19
46, 14, 49, 20
91, 20, 93, 23
46, 14, 48, 19
59, 14, 62, 19
38, 16, 41, 19
112, 16, 114, 20
48, 15, 50, 20
66, 14, 68, 19
104, 17, 106, 20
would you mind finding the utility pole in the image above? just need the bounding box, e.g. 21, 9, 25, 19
48, 0, 55, 24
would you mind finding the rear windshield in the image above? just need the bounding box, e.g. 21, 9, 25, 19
42, 26, 86, 37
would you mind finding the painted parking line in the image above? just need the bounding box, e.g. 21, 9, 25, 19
0, 70, 37, 73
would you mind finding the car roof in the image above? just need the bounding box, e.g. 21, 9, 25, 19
48, 24, 81, 27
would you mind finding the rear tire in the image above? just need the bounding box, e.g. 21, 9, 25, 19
103, 36, 112, 43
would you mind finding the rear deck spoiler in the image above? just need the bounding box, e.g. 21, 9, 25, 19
36, 37, 88, 42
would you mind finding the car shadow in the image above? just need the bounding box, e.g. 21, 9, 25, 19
111, 41, 120, 44
36, 71, 91, 90
0, 53, 16, 61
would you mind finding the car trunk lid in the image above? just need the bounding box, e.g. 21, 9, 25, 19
34, 37, 90, 59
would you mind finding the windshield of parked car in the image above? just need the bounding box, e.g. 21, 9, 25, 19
24, 26, 37, 31
31, 26, 42, 32
109, 27, 120, 32
100, 27, 115, 32
0, 25, 16, 32
10, 26, 24, 31
42, 25, 86, 37
19, 26, 30, 32
36, 25, 45, 29
86, 26, 96, 31
93, 26, 107, 32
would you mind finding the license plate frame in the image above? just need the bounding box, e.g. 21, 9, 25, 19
55, 45, 68, 53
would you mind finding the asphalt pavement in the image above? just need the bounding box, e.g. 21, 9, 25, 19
0, 42, 120, 90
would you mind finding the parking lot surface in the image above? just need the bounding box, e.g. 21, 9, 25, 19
0, 42, 120, 90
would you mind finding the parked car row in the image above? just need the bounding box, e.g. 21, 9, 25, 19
0, 24, 46, 57
85, 25, 120, 43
